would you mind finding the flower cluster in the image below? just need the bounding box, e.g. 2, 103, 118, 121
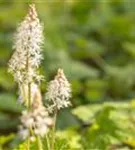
46, 69, 71, 111
18, 105, 53, 141
8, 3, 72, 143
8, 4, 44, 84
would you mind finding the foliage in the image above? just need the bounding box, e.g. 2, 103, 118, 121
0, 0, 135, 149
73, 102, 135, 149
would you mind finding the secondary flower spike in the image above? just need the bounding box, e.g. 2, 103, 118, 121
46, 69, 72, 111
18, 105, 53, 141
8, 4, 44, 83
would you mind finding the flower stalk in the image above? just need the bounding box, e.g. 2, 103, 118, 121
37, 136, 43, 150
8, 3, 72, 150
28, 83, 31, 110
45, 69, 72, 149
51, 108, 57, 150
8, 3, 52, 150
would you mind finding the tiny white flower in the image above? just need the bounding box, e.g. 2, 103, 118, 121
30, 136, 36, 142
34, 129, 40, 135
44, 118, 53, 126
18, 128, 29, 140
39, 126, 48, 137
24, 118, 34, 128
46, 68, 72, 112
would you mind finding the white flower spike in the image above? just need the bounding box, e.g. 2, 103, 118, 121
18, 105, 53, 141
8, 4, 44, 84
46, 68, 72, 111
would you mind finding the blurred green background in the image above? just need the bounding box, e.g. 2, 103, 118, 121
0, 0, 135, 149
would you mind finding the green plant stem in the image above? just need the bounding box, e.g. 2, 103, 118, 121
26, 84, 31, 150
26, 50, 32, 109
37, 136, 43, 150
26, 52, 32, 148
28, 83, 31, 110
51, 108, 57, 150
21, 84, 27, 104
46, 134, 51, 150
27, 138, 30, 150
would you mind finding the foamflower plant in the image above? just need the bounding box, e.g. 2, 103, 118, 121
8, 3, 72, 150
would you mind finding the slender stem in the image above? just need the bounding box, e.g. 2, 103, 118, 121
51, 108, 57, 150
28, 83, 31, 109
46, 134, 51, 150
26, 49, 32, 109
27, 85, 31, 150
25, 44, 32, 148
37, 136, 43, 150
26, 138, 30, 150
21, 84, 27, 104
